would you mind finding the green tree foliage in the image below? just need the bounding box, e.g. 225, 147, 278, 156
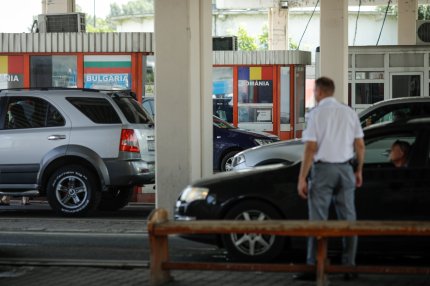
258, 25, 268, 50
86, 15, 116, 32
109, 0, 154, 17
237, 26, 258, 51
289, 38, 298, 50
418, 5, 430, 20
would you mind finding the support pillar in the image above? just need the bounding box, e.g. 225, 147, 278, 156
268, 8, 289, 50
320, 0, 348, 103
398, 0, 418, 45
154, 0, 213, 214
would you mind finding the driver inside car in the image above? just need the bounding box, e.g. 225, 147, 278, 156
389, 140, 411, 168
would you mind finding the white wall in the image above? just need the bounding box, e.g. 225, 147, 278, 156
114, 11, 398, 62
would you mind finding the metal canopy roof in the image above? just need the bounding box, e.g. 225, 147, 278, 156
0, 32, 154, 53
287, 0, 430, 7
213, 50, 311, 65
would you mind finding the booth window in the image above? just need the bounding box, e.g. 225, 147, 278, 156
84, 55, 131, 90
0, 56, 24, 89
213, 67, 233, 122
144, 56, 155, 97
31, 56, 77, 88
280, 67, 290, 124
295, 66, 306, 124
237, 67, 273, 126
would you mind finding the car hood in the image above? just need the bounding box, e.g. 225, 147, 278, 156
192, 163, 291, 187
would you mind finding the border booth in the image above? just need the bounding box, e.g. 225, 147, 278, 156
213, 51, 311, 140
0, 33, 311, 141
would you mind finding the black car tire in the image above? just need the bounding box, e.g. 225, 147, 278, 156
220, 150, 241, 172
98, 187, 134, 211
222, 200, 285, 262
47, 165, 100, 217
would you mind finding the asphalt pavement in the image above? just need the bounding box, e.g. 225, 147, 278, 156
0, 201, 429, 285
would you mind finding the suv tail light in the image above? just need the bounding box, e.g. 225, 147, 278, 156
120, 129, 140, 153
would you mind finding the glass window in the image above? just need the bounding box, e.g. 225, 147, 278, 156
365, 134, 416, 165
144, 56, 155, 97
0, 56, 24, 89
295, 66, 306, 124
84, 55, 131, 90
4, 97, 65, 129
356, 54, 384, 68
213, 116, 235, 129
355, 71, 384, 80
31, 56, 77, 88
238, 67, 273, 104
67, 98, 121, 124
280, 67, 290, 124
390, 53, 424, 67
112, 97, 153, 124
392, 74, 421, 98
355, 83, 384, 105
142, 99, 155, 118
213, 67, 233, 123
360, 104, 422, 127
239, 107, 272, 123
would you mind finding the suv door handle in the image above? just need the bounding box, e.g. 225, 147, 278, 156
48, 135, 66, 140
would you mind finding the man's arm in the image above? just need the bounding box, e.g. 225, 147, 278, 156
298, 141, 317, 199
354, 138, 365, 187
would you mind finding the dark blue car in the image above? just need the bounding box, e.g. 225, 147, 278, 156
142, 97, 278, 172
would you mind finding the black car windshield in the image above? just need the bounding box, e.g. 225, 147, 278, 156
213, 116, 236, 129
113, 97, 154, 124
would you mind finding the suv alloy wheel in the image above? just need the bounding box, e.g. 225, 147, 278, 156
47, 165, 100, 216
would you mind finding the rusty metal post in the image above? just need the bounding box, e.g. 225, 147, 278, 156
316, 237, 328, 286
148, 209, 173, 286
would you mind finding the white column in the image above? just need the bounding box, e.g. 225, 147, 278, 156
320, 0, 348, 103
268, 8, 289, 50
398, 0, 418, 45
154, 0, 213, 215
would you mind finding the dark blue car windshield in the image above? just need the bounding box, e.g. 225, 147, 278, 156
213, 116, 236, 129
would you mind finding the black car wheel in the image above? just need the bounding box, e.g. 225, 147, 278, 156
98, 187, 134, 211
47, 165, 100, 216
222, 200, 285, 262
220, 151, 240, 172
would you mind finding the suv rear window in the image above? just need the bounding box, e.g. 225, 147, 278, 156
67, 98, 121, 124
113, 97, 153, 124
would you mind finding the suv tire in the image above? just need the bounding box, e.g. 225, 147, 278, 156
98, 187, 134, 211
47, 165, 100, 216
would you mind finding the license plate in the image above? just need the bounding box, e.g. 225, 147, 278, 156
147, 140, 155, 151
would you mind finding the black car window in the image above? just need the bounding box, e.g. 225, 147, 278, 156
67, 97, 121, 124
143, 100, 154, 117
113, 97, 153, 124
4, 96, 65, 129
365, 133, 416, 165
360, 103, 421, 127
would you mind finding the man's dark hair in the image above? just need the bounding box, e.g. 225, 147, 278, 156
392, 140, 411, 156
315, 77, 335, 94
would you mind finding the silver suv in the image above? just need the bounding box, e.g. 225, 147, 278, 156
0, 89, 155, 216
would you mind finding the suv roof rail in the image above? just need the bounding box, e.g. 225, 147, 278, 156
0, 87, 138, 99
0, 87, 100, 92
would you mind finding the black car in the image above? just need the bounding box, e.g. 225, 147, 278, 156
175, 119, 430, 262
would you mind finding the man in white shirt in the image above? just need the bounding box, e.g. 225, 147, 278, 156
295, 77, 365, 281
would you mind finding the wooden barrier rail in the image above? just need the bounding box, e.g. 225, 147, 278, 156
148, 209, 430, 286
